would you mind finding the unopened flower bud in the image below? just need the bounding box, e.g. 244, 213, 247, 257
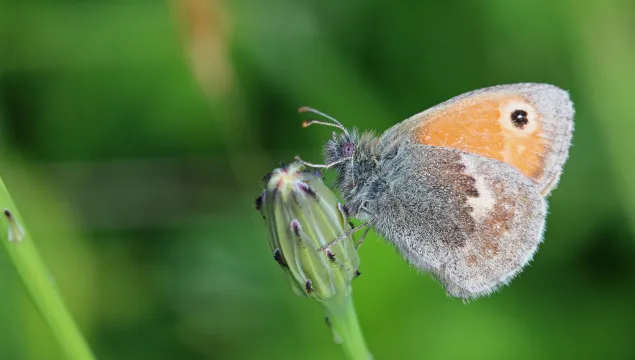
256, 161, 360, 302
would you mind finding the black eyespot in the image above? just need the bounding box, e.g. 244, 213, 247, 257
510, 109, 529, 129
341, 142, 355, 157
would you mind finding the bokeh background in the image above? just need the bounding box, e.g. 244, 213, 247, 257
1, 0, 635, 359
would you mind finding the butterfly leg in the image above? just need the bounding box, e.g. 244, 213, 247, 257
319, 215, 377, 251
355, 225, 372, 250
294, 155, 349, 169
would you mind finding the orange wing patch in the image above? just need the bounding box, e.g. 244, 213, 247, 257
416, 95, 546, 181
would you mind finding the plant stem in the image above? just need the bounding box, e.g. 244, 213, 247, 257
0, 179, 96, 360
323, 295, 372, 360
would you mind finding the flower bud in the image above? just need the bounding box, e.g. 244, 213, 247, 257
256, 161, 360, 302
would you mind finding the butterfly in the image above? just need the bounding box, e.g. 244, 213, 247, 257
296, 83, 574, 299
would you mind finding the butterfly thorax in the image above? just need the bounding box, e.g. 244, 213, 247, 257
324, 129, 384, 220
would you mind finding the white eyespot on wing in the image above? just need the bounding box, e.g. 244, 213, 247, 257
498, 100, 540, 135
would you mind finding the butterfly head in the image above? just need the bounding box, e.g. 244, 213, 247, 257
297, 107, 380, 212
297, 107, 358, 170
323, 129, 357, 169
324, 128, 380, 202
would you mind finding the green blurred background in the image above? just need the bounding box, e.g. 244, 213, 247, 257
1, 0, 635, 359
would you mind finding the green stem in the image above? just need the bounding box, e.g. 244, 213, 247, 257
323, 295, 372, 360
0, 179, 96, 360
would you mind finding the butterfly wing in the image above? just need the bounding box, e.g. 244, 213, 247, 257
374, 144, 546, 299
378, 83, 574, 196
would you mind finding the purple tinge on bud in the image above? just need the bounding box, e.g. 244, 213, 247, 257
254, 192, 264, 212
326, 249, 336, 262
290, 219, 301, 237
295, 180, 316, 198
273, 248, 287, 267
257, 161, 360, 301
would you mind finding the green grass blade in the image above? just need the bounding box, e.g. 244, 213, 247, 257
0, 179, 95, 360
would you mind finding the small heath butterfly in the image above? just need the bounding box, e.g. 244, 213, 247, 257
297, 83, 574, 299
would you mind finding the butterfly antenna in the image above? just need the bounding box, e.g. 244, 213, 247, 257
299, 107, 349, 136
302, 119, 348, 133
